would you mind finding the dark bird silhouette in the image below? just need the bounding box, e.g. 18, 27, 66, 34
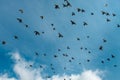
99, 46, 103, 51
91, 12, 94, 15
66, 1, 72, 7
14, 36, 18, 39
77, 38, 80, 41
40, 16, 44, 19
58, 49, 61, 51
117, 24, 120, 28
79, 63, 81, 65
72, 12, 75, 16
112, 13, 116, 17
51, 24, 54, 26
19, 9, 24, 13
83, 22, 88, 26
43, 53, 46, 56
40, 65, 43, 68
17, 18, 22, 23
85, 48, 87, 50
70, 20, 76, 25
101, 60, 104, 64
87, 36, 90, 38
103, 39, 107, 43
64, 67, 66, 70
107, 58, 110, 61
106, 18, 111, 22
63, 4, 67, 7
71, 57, 75, 60
54, 55, 58, 58
34, 31, 40, 35
58, 33, 63, 38
105, 4, 108, 7
64, 0, 68, 2
55, 4, 60, 9
25, 24, 29, 28
63, 53, 68, 57
106, 12, 110, 16
67, 46, 70, 49
69, 60, 72, 62
2, 41, 6, 45
81, 9, 85, 13
114, 65, 117, 67
29, 64, 33, 67
77, 8, 81, 12
80, 47, 83, 50
88, 51, 91, 54
111, 54, 115, 58
53, 28, 56, 30
101, 11, 106, 15
35, 52, 39, 56
42, 31, 45, 34
87, 59, 90, 62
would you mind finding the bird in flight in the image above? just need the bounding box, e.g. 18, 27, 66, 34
17, 18, 22, 23
19, 9, 24, 14
58, 33, 63, 38
1, 41, 6, 45
54, 4, 60, 9
34, 31, 40, 35
70, 20, 76, 25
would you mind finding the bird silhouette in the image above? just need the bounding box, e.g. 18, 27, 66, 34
111, 54, 115, 58
91, 12, 94, 15
14, 36, 18, 39
107, 58, 110, 61
25, 24, 29, 28
35, 52, 39, 56
117, 24, 120, 28
40, 16, 44, 19
55, 4, 60, 9
106, 18, 111, 22
58, 33, 63, 38
99, 46, 103, 51
1, 41, 6, 45
34, 31, 40, 35
72, 12, 75, 16
70, 20, 76, 25
19, 9, 24, 13
103, 39, 107, 43
101, 60, 104, 64
17, 18, 22, 23
83, 22, 88, 26
77, 8, 81, 12
112, 13, 116, 16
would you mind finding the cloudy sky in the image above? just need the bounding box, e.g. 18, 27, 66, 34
0, 0, 120, 80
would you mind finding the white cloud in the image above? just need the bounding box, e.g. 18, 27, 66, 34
0, 74, 16, 80
51, 70, 102, 80
0, 52, 103, 80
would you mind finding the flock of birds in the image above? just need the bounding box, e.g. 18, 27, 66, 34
0, 0, 119, 79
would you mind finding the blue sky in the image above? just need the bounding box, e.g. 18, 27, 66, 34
0, 0, 120, 80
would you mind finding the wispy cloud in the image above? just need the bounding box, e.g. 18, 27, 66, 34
0, 52, 103, 80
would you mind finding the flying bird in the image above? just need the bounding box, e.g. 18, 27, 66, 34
19, 9, 24, 13
99, 46, 103, 51
83, 22, 88, 26
58, 33, 63, 38
1, 41, 6, 45
55, 4, 60, 9
17, 18, 22, 23
70, 20, 76, 25
14, 36, 18, 39
40, 16, 44, 19
34, 31, 40, 35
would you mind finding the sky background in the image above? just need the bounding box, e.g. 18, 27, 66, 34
0, 0, 120, 80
